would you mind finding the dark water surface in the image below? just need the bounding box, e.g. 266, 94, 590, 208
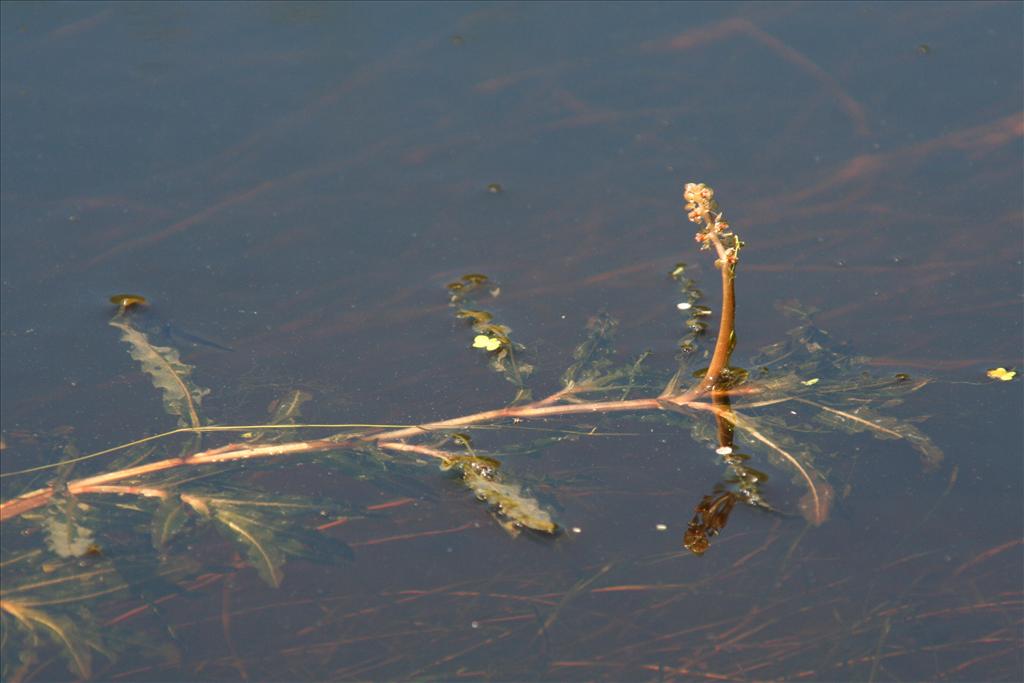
2, 2, 1021, 681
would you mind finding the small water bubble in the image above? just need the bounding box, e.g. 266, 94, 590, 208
471, 620, 479, 629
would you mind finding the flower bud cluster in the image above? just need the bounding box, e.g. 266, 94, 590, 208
683, 182, 741, 267
683, 182, 718, 224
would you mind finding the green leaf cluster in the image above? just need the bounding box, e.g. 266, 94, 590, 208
448, 273, 533, 403
441, 455, 556, 535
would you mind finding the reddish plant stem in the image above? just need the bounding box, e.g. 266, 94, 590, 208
702, 257, 736, 393
0, 396, 703, 521
694, 211, 738, 397
0, 440, 341, 521
367, 397, 662, 443
1, 187, 741, 523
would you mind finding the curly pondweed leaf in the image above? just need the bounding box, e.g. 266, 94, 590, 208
670, 263, 710, 353
563, 312, 618, 389
247, 389, 313, 443
662, 263, 715, 396
150, 495, 191, 551
110, 315, 209, 428
447, 273, 533, 403
0, 548, 195, 681
1, 604, 96, 679
558, 315, 659, 403
442, 456, 556, 535
732, 310, 944, 470
807, 400, 943, 469
725, 410, 834, 526
1, 551, 141, 678
180, 491, 355, 587
207, 506, 288, 587
42, 499, 97, 559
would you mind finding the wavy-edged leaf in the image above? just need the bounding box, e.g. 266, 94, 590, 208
42, 499, 96, 559
150, 495, 191, 551
1, 548, 191, 680
443, 456, 556, 535
2, 603, 94, 679
563, 312, 618, 389
664, 263, 712, 395
248, 389, 313, 443
805, 400, 943, 469
182, 491, 355, 587
210, 507, 287, 586
726, 410, 834, 525
734, 308, 943, 471
110, 316, 209, 428
447, 273, 533, 403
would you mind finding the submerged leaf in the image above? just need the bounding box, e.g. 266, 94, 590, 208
210, 508, 287, 587
563, 312, 618, 390
109, 316, 209, 428
42, 501, 96, 558
2, 604, 94, 678
150, 496, 190, 551
726, 410, 833, 525
447, 274, 533, 401
247, 389, 313, 442
444, 456, 556, 534
736, 310, 943, 469
182, 492, 354, 587
267, 389, 313, 425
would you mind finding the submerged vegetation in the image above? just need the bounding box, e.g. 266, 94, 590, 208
0, 184, 942, 680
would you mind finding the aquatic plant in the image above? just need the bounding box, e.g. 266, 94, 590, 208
0, 184, 940, 680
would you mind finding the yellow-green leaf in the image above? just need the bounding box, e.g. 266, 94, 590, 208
473, 335, 502, 351
986, 367, 1016, 381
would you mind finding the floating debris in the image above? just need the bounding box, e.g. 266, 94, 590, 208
473, 334, 503, 352
986, 367, 1016, 381
109, 293, 147, 312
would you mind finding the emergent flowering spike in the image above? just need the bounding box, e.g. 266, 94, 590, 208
684, 182, 741, 270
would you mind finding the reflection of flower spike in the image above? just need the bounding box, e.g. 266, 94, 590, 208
682, 489, 741, 556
